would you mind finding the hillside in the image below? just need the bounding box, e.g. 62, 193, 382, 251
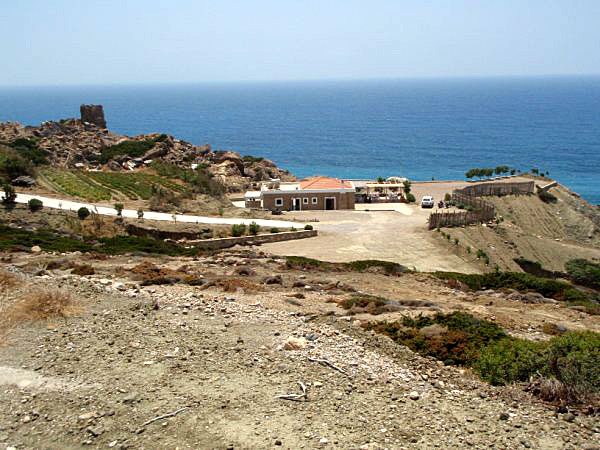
435, 183, 600, 272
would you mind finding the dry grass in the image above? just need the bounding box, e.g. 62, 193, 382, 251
202, 277, 262, 294
0, 270, 17, 291
1, 289, 80, 341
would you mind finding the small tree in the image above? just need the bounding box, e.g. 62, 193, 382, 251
444, 193, 451, 202
1, 183, 16, 205
304, 224, 313, 231
531, 168, 539, 175
270, 227, 280, 233
114, 203, 124, 216
28, 198, 43, 212
249, 221, 260, 235
137, 209, 144, 220
77, 207, 90, 220
510, 169, 516, 175
402, 180, 412, 195
377, 176, 385, 183
406, 193, 416, 203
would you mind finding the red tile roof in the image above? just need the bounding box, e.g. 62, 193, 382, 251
299, 176, 354, 190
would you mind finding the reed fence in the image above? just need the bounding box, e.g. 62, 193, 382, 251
456, 181, 535, 197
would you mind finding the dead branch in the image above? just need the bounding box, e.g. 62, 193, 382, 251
308, 357, 349, 376
142, 407, 189, 426
277, 381, 308, 402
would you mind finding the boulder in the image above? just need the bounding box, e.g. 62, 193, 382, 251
419, 324, 448, 338
11, 175, 36, 187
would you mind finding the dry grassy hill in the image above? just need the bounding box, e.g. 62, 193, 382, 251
437, 184, 600, 272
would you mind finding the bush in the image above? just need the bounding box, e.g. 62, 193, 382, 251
270, 227, 280, 233
444, 193, 451, 202
366, 311, 600, 403
475, 338, 545, 385
1, 183, 16, 205
99, 139, 156, 163
538, 190, 557, 203
405, 193, 416, 203
231, 223, 247, 237
27, 198, 43, 212
114, 203, 124, 216
304, 224, 313, 231
565, 259, 600, 290
77, 207, 90, 220
0, 150, 34, 182
137, 209, 144, 220
149, 185, 181, 212
248, 221, 260, 235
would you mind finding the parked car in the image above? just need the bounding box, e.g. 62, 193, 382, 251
421, 196, 434, 208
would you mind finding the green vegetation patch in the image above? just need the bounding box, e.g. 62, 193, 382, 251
99, 139, 157, 164
285, 256, 408, 275
364, 312, 600, 403
41, 168, 112, 201
565, 259, 600, 290
0, 224, 205, 257
433, 271, 599, 314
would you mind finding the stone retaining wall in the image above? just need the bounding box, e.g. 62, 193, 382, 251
186, 229, 317, 250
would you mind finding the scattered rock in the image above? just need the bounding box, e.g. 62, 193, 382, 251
282, 336, 307, 350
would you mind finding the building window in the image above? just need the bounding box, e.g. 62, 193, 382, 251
303, 197, 308, 204
311, 197, 318, 204
275, 198, 283, 207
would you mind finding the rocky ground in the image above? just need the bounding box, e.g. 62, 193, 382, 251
1, 249, 599, 449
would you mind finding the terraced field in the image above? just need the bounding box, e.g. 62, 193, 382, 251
40, 169, 189, 201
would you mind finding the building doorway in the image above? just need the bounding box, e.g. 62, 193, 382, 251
325, 197, 335, 210
292, 198, 301, 211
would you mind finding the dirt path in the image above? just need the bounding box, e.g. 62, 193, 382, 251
262, 208, 480, 273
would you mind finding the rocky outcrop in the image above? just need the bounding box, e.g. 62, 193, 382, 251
80, 104, 107, 129
0, 112, 295, 192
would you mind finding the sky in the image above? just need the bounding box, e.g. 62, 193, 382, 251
1, 0, 599, 86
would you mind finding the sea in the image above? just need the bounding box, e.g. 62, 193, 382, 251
1, 76, 599, 204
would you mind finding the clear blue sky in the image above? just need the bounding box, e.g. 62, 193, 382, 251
2, 0, 599, 86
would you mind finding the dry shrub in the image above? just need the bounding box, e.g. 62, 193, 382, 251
1, 289, 80, 341
533, 377, 593, 405
202, 277, 261, 293
71, 263, 95, 276
0, 270, 17, 291
9, 289, 79, 321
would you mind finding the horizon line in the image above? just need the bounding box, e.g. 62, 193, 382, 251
1, 73, 600, 89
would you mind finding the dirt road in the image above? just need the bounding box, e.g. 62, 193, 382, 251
262, 208, 480, 273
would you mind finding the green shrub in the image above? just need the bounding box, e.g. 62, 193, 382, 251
248, 221, 260, 236
284, 256, 407, 275
304, 224, 313, 230
137, 209, 144, 220
565, 259, 600, 290
77, 207, 90, 220
28, 198, 43, 212
405, 193, 416, 203
444, 193, 451, 202
231, 223, 247, 237
366, 311, 600, 403
242, 155, 264, 163
99, 140, 156, 164
2, 183, 16, 205
270, 227, 280, 233
475, 338, 545, 385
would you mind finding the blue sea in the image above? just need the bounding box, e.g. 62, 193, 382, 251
1, 77, 599, 204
